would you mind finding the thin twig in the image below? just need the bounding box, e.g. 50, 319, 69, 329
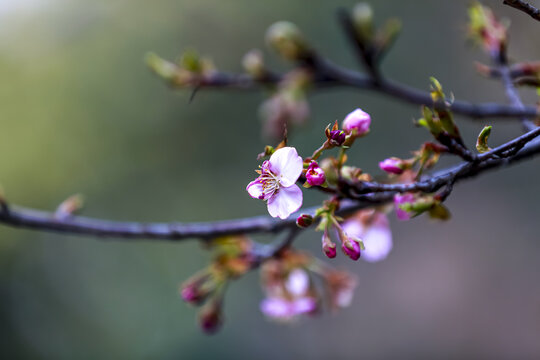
496, 61, 536, 132
160, 62, 539, 119
344, 131, 540, 198
503, 0, 540, 21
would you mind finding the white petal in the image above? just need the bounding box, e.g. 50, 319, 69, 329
334, 288, 354, 308
285, 269, 309, 296
246, 178, 264, 199
342, 220, 365, 239
267, 185, 303, 219
361, 226, 393, 262
268, 147, 303, 187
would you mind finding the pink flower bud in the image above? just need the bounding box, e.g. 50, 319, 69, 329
306, 161, 326, 186
342, 108, 371, 136
329, 130, 346, 146
180, 285, 201, 304
296, 214, 313, 228
322, 231, 337, 259
341, 237, 361, 261
199, 304, 222, 334
180, 274, 213, 305
323, 242, 337, 259
379, 157, 404, 175
394, 193, 415, 221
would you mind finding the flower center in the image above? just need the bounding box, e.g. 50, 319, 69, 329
259, 167, 280, 199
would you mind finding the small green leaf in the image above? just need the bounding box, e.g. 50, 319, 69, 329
422, 105, 443, 136
476, 125, 492, 153
429, 77, 445, 102
416, 118, 428, 128
429, 203, 451, 220
437, 109, 459, 138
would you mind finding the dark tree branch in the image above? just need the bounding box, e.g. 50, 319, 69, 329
0, 198, 369, 241
503, 0, 540, 21
308, 55, 539, 119
162, 61, 539, 119
1, 132, 540, 242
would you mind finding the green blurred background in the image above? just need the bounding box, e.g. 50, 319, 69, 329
1, 0, 539, 358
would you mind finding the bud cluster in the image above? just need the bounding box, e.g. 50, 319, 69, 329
146, 49, 216, 87
179, 235, 255, 333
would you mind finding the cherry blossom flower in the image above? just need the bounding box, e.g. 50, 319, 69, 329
324, 270, 357, 309
247, 147, 303, 219
260, 268, 317, 321
342, 211, 393, 262
342, 108, 371, 136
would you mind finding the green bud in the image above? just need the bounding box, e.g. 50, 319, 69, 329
242, 49, 265, 78
145, 52, 178, 80
476, 125, 492, 153
422, 105, 443, 136
352, 3, 374, 42
55, 194, 85, 219
319, 158, 339, 185
266, 21, 310, 61
340, 166, 362, 181
378, 18, 401, 47
400, 197, 436, 217
180, 49, 202, 73
437, 109, 459, 138
429, 203, 451, 220
430, 77, 445, 102
410, 198, 435, 213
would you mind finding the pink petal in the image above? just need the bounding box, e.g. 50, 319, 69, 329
291, 297, 317, 315
260, 297, 293, 319
267, 184, 303, 219
268, 147, 303, 187
361, 226, 393, 263
246, 178, 265, 200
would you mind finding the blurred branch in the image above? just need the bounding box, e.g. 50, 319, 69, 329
252, 227, 301, 264
488, 36, 537, 132
503, 0, 540, 21
159, 58, 539, 119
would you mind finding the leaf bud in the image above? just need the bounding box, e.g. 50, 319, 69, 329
266, 21, 310, 61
